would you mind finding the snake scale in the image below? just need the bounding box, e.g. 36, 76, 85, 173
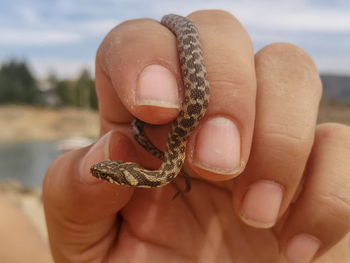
90, 14, 210, 191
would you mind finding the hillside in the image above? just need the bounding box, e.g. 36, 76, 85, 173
321, 74, 350, 100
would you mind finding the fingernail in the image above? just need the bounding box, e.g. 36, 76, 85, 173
193, 117, 241, 174
136, 65, 180, 108
80, 131, 112, 184
285, 234, 321, 263
240, 180, 283, 228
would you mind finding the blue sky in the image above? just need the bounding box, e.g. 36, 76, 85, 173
0, 0, 350, 78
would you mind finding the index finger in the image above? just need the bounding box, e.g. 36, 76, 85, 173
96, 10, 257, 183
95, 18, 183, 134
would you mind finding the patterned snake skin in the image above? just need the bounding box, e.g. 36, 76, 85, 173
90, 14, 210, 189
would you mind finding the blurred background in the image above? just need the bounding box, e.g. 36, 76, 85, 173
0, 0, 349, 260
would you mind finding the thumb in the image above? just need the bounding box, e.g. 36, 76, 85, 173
43, 130, 134, 261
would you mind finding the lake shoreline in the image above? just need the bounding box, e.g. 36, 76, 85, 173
1, 101, 349, 144
0, 105, 99, 143
1, 103, 349, 237
0, 105, 100, 241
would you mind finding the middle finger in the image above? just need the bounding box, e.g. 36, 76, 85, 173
233, 43, 322, 228
184, 10, 257, 181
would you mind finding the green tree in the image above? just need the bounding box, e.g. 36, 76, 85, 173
0, 59, 40, 104
89, 79, 97, 110
52, 69, 97, 109
54, 79, 72, 106
74, 69, 97, 109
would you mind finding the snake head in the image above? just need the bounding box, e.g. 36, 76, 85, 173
90, 160, 166, 188
90, 160, 130, 185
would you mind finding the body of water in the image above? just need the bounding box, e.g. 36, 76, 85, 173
0, 141, 61, 186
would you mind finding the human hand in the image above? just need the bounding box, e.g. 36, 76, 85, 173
43, 10, 350, 263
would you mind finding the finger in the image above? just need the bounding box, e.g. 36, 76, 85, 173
183, 10, 256, 181
43, 131, 135, 262
97, 10, 258, 183
96, 18, 183, 129
280, 123, 350, 263
0, 195, 53, 263
232, 43, 322, 228
95, 17, 193, 171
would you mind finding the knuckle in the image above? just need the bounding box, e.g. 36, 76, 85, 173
308, 123, 350, 226
189, 9, 237, 21
188, 9, 251, 45
258, 128, 313, 160
314, 189, 350, 228
96, 18, 160, 72
210, 70, 255, 96
259, 43, 310, 63
316, 123, 350, 145
256, 43, 322, 99
205, 42, 255, 96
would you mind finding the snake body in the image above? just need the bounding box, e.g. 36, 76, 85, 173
90, 14, 209, 188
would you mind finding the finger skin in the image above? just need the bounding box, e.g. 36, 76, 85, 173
96, 10, 257, 182
280, 123, 350, 261
96, 18, 182, 127
44, 11, 257, 261
0, 195, 53, 263
43, 11, 350, 263
232, 43, 322, 228
43, 131, 135, 262
185, 10, 256, 180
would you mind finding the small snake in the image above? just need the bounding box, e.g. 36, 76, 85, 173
90, 14, 210, 192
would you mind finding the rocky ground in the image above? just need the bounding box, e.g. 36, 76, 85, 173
0, 181, 46, 239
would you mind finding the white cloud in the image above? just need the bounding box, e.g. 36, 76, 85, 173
71, 19, 121, 36
1, 0, 349, 77
152, 0, 350, 33
240, 9, 350, 32
18, 6, 40, 24
0, 28, 82, 45
26, 53, 350, 79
